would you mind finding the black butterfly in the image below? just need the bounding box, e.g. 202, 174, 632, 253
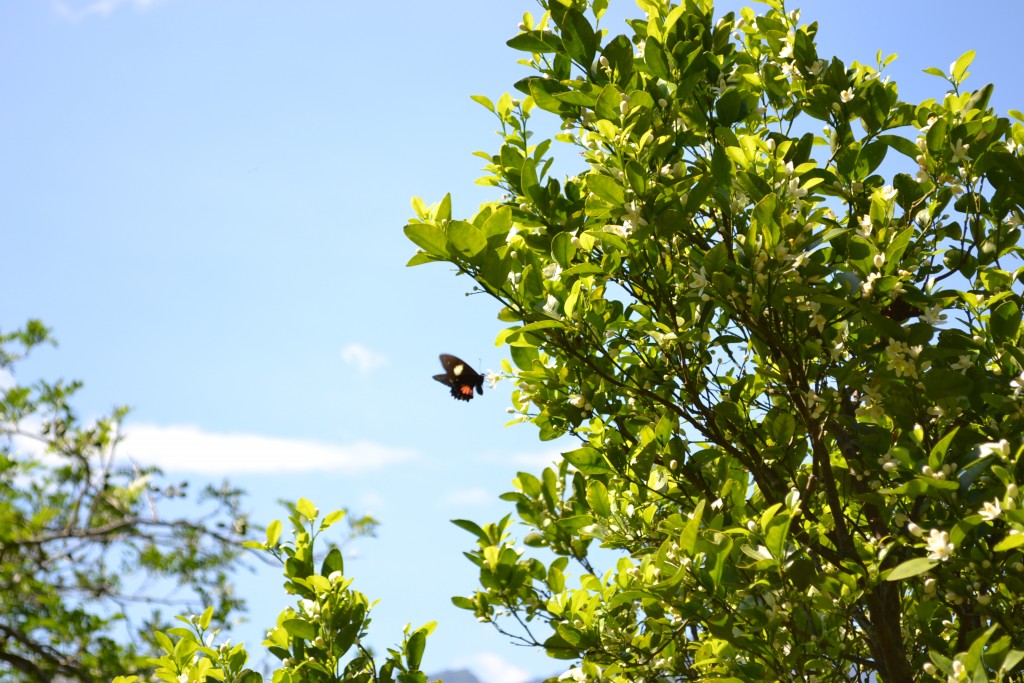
433, 354, 484, 402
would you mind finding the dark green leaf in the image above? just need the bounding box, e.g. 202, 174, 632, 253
991, 300, 1021, 343
885, 558, 938, 581
406, 629, 426, 670
507, 31, 562, 54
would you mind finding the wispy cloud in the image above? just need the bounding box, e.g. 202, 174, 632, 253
53, 0, 164, 20
441, 487, 492, 506
505, 448, 563, 470
117, 423, 416, 474
450, 653, 532, 683
357, 490, 386, 512
340, 344, 388, 374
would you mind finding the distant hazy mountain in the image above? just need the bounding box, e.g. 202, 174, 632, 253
431, 669, 552, 683
432, 670, 482, 683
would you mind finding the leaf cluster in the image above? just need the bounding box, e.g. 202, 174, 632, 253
115, 500, 436, 683
406, 1, 1024, 681
0, 321, 249, 682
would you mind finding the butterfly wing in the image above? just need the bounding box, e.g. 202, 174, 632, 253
435, 354, 484, 401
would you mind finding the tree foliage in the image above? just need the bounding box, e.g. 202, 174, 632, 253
114, 499, 436, 683
406, 0, 1024, 680
0, 321, 248, 682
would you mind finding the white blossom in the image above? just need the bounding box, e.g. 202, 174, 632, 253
921, 305, 947, 326
861, 272, 880, 296
951, 138, 970, 162
950, 355, 971, 372
926, 528, 954, 562
979, 499, 1002, 521
1011, 371, 1024, 396
858, 214, 873, 236
543, 294, 562, 318
559, 666, 587, 681
840, 88, 854, 103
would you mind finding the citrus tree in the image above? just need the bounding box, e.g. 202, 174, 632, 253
405, 0, 1024, 680
0, 321, 248, 682
113, 499, 435, 683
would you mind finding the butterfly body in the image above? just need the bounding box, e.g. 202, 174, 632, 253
433, 354, 484, 401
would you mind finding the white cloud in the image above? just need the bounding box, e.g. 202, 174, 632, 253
451, 653, 531, 683
358, 490, 386, 512
53, 0, 163, 20
442, 487, 492, 506
117, 423, 416, 474
506, 448, 563, 470
340, 344, 388, 373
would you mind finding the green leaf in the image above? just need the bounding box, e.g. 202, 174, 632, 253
877, 134, 921, 160
926, 118, 948, 156
562, 446, 614, 476
403, 223, 448, 258
198, 605, 214, 630
595, 84, 621, 121
521, 158, 542, 206
885, 557, 938, 581
266, 519, 282, 547
470, 95, 495, 112
765, 514, 791, 561
154, 630, 175, 655
451, 518, 489, 542
711, 144, 732, 184
406, 251, 440, 267
551, 5, 597, 66
528, 78, 574, 115
994, 534, 1024, 552
586, 480, 611, 517
282, 618, 316, 641
507, 31, 562, 54
923, 370, 972, 400
551, 232, 576, 268
680, 499, 704, 554
990, 300, 1021, 343
929, 427, 961, 468
856, 139, 888, 178
600, 34, 634, 84
481, 248, 511, 291
232, 671, 263, 683
884, 227, 913, 271
951, 50, 975, 83
498, 320, 567, 346
448, 221, 487, 257
482, 205, 513, 239
586, 173, 625, 205
435, 193, 452, 222
406, 628, 427, 670
321, 547, 344, 577
320, 509, 346, 531
644, 36, 671, 79
625, 160, 647, 196
296, 498, 318, 521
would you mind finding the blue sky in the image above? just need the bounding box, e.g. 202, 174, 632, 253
2, 1, 1021, 680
